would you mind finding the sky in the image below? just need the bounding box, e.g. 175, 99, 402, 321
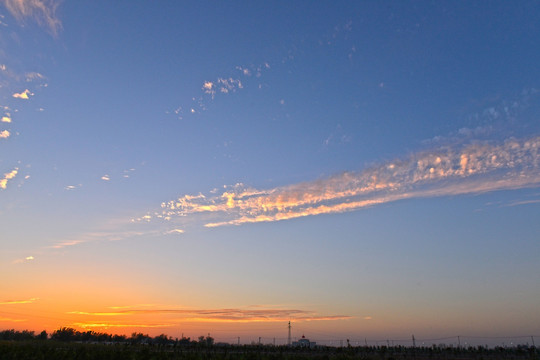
1, 0, 540, 347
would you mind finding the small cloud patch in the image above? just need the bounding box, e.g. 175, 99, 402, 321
12, 89, 33, 99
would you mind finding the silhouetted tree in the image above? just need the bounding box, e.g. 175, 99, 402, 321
130, 332, 151, 344
51, 327, 80, 342
112, 334, 127, 342
198, 335, 214, 346
154, 333, 173, 346
178, 336, 192, 346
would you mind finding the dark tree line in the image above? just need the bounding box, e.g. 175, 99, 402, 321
1, 328, 214, 347
0, 329, 46, 341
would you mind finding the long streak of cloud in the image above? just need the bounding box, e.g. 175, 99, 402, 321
73, 322, 173, 329
0, 297, 39, 305
0, 317, 27, 322
140, 136, 540, 227
68, 307, 351, 323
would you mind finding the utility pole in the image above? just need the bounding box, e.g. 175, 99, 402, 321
532, 336, 536, 347
458, 336, 461, 348
238, 337, 240, 346
412, 335, 416, 348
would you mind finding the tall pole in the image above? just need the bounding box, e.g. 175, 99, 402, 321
531, 336, 535, 347
412, 335, 416, 348
288, 321, 291, 346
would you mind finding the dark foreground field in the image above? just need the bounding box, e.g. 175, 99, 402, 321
1, 341, 538, 360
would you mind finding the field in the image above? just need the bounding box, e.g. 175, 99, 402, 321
1, 341, 538, 360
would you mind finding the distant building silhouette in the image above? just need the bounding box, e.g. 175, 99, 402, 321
292, 335, 316, 348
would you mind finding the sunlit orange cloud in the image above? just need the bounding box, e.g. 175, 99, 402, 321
12, 89, 33, 99
205, 198, 393, 227
0, 130, 10, 138
0, 297, 39, 305
107, 304, 160, 310
68, 311, 134, 316
142, 136, 540, 228
0, 316, 27, 322
1, 115, 11, 123
0, 168, 19, 189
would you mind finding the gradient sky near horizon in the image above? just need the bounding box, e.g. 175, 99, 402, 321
1, 0, 540, 345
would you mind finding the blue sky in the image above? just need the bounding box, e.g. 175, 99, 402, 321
1, 0, 540, 346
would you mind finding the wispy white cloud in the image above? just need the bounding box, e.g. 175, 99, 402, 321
50, 229, 157, 249
236, 63, 270, 78
122, 168, 136, 178
0, 168, 18, 189
202, 81, 215, 98
51, 239, 85, 249
12, 255, 35, 264
139, 136, 540, 228
217, 77, 242, 94
1, 0, 62, 36
236, 66, 251, 76
200, 76, 243, 100
171, 61, 269, 119
1, 115, 11, 123
64, 184, 82, 190
323, 124, 351, 147
101, 174, 110, 181
165, 228, 184, 235
24, 71, 45, 82
505, 199, 540, 207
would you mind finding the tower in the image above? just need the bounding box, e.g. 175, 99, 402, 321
288, 321, 291, 346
